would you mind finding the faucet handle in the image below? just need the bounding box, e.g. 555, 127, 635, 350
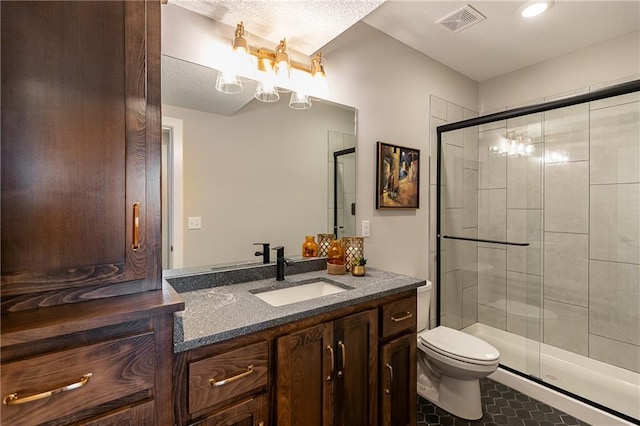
253, 243, 270, 263
271, 246, 285, 258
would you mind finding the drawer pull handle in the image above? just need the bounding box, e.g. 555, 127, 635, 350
210, 365, 254, 387
3, 373, 92, 406
326, 345, 334, 382
390, 311, 413, 322
337, 340, 346, 378
385, 363, 393, 395
132, 202, 141, 251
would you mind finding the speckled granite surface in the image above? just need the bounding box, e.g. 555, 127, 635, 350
168, 264, 425, 353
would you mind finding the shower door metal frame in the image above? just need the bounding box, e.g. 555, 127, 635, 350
435, 78, 640, 424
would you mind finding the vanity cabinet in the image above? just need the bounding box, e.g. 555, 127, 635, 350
174, 339, 271, 425
379, 297, 418, 426
276, 309, 378, 426
0, 286, 183, 425
174, 290, 416, 426
1, 0, 162, 311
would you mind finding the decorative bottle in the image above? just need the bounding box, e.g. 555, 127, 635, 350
326, 239, 346, 275
302, 235, 319, 257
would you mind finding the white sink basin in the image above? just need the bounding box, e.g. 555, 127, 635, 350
253, 279, 350, 307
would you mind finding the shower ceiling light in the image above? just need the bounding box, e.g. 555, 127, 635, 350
521, 0, 554, 18
216, 22, 330, 109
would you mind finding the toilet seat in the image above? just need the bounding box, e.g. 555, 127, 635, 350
418, 326, 499, 366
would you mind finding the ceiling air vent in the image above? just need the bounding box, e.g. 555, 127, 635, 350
436, 4, 486, 33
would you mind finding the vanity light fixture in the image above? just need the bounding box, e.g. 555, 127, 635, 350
216, 22, 330, 109
520, 0, 553, 18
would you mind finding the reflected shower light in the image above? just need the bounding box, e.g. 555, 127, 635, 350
489, 132, 534, 157
544, 150, 569, 164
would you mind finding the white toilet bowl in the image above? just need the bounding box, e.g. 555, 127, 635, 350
417, 283, 500, 420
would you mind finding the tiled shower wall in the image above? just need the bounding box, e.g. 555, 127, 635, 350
433, 91, 640, 374
428, 96, 478, 330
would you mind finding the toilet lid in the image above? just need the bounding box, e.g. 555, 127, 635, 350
418, 326, 500, 363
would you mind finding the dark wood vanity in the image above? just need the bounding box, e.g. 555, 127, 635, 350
173, 287, 417, 426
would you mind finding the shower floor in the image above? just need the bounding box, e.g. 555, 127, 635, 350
463, 323, 640, 422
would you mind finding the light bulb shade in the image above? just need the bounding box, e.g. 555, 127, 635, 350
289, 91, 311, 110
215, 72, 243, 94
255, 81, 280, 102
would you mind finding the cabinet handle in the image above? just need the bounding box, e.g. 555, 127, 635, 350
326, 345, 334, 381
390, 311, 413, 322
132, 202, 141, 251
210, 365, 254, 387
3, 373, 92, 406
384, 363, 393, 395
337, 340, 346, 378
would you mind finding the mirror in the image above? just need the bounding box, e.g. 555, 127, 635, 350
161, 55, 357, 271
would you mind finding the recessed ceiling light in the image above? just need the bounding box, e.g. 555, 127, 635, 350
521, 0, 553, 18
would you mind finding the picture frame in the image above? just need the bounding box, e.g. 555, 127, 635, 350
376, 141, 420, 209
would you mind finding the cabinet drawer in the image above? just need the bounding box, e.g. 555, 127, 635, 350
1, 332, 156, 425
189, 341, 269, 414
381, 296, 417, 338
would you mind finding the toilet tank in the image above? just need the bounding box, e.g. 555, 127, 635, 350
417, 281, 432, 332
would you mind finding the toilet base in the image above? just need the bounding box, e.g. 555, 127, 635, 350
418, 374, 483, 420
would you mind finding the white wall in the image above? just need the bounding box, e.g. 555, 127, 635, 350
320, 22, 478, 279
478, 31, 640, 113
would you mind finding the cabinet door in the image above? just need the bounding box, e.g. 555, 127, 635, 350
380, 333, 417, 426
276, 322, 334, 426
193, 395, 269, 426
333, 309, 378, 426
1, 0, 159, 304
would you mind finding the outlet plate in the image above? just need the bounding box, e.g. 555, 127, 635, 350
361, 220, 370, 237
188, 217, 201, 230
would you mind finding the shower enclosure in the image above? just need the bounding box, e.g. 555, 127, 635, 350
436, 79, 640, 422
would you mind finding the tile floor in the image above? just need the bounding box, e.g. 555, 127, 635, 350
417, 378, 591, 426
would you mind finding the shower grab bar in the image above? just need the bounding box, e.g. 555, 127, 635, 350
442, 235, 529, 246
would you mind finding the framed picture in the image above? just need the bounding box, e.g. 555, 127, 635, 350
376, 141, 420, 209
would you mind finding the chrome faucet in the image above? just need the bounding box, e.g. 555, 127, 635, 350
271, 246, 294, 281
253, 242, 270, 264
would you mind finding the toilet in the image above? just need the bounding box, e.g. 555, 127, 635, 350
416, 281, 500, 420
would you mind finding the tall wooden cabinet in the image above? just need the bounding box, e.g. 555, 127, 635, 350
1, 1, 183, 424
1, 0, 162, 311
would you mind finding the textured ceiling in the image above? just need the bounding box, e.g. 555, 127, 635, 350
170, 0, 385, 55
363, 0, 640, 82
171, 0, 640, 83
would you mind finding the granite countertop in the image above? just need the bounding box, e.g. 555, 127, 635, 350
167, 262, 425, 353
